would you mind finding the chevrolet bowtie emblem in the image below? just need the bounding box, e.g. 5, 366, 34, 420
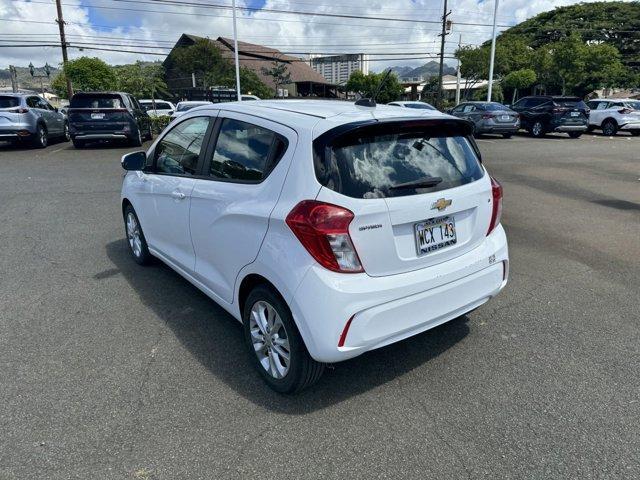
431, 198, 452, 211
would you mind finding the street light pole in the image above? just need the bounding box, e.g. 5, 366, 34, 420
231, 0, 242, 101
487, 0, 499, 101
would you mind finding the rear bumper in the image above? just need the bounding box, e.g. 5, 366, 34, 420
0, 123, 36, 139
478, 124, 519, 134
619, 122, 640, 131
72, 133, 129, 140
552, 124, 588, 132
291, 225, 509, 363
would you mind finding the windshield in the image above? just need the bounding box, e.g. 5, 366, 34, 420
176, 102, 208, 112
0, 96, 20, 108
484, 103, 510, 111
71, 94, 124, 109
314, 123, 483, 199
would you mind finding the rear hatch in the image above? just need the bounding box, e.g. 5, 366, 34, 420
313, 118, 493, 277
68, 93, 131, 132
551, 97, 588, 125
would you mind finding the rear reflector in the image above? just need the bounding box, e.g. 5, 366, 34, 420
338, 315, 355, 347
487, 176, 503, 236
286, 200, 364, 273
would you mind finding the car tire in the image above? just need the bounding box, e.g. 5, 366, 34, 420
502, 133, 513, 139
62, 122, 70, 142
124, 205, 152, 265
33, 124, 48, 148
130, 128, 143, 147
530, 121, 545, 138
568, 132, 582, 138
243, 285, 324, 393
602, 119, 618, 136
629, 130, 640, 137
72, 138, 85, 148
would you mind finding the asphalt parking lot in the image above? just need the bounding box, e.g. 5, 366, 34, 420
1, 132, 638, 479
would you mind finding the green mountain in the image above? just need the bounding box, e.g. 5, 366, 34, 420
390, 61, 455, 80
0, 65, 61, 92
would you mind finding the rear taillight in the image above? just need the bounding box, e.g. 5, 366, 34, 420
552, 107, 563, 113
286, 200, 364, 273
482, 113, 495, 119
8, 107, 29, 114
487, 176, 503, 236
619, 108, 632, 114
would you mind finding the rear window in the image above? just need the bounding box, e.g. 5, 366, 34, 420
146, 101, 172, 110
553, 98, 587, 109
71, 94, 124, 109
0, 96, 20, 108
484, 103, 509, 111
314, 121, 483, 199
624, 101, 640, 110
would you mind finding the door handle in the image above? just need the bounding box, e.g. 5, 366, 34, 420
171, 190, 186, 200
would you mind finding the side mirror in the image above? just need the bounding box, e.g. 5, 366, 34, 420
121, 151, 146, 171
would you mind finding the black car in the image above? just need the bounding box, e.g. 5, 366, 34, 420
68, 92, 151, 148
509, 96, 589, 138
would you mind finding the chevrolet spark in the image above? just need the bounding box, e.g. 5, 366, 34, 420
120, 100, 509, 393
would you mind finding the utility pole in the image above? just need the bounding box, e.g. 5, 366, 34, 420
436, 0, 451, 109
231, 0, 242, 101
55, 0, 73, 98
487, 0, 499, 101
455, 34, 462, 105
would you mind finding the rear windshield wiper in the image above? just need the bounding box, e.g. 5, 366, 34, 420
389, 176, 443, 190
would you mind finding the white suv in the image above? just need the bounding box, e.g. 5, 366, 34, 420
120, 100, 509, 393
586, 98, 640, 136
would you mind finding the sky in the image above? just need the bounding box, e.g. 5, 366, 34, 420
0, 0, 633, 72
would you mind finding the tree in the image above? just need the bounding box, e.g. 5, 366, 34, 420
503, 69, 537, 103
51, 57, 116, 98
166, 38, 234, 88
473, 84, 504, 103
345, 70, 404, 104
113, 62, 168, 99
261, 60, 292, 97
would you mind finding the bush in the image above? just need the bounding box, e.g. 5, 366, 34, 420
151, 115, 171, 134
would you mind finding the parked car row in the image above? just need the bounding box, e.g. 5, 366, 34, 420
390, 96, 640, 139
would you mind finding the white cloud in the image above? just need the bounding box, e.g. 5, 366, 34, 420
0, 0, 634, 71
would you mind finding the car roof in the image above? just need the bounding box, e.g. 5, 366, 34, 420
187, 99, 455, 136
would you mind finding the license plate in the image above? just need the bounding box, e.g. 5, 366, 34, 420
570, 111, 579, 117
501, 115, 510, 120
414, 215, 457, 256
91, 113, 105, 120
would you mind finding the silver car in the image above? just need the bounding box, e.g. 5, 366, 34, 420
0, 93, 69, 148
448, 101, 519, 138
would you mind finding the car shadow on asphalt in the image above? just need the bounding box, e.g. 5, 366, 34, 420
105, 239, 470, 414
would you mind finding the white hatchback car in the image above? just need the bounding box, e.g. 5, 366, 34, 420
120, 100, 509, 393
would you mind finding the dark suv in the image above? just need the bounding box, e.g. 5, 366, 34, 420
510, 96, 589, 138
68, 92, 151, 148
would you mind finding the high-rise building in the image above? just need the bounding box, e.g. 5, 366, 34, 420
309, 54, 370, 85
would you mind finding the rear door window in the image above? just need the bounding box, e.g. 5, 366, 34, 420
27, 97, 41, 109
207, 118, 286, 183
314, 121, 483, 199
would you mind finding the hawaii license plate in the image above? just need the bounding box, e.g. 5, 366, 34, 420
91, 112, 105, 119
414, 215, 457, 256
